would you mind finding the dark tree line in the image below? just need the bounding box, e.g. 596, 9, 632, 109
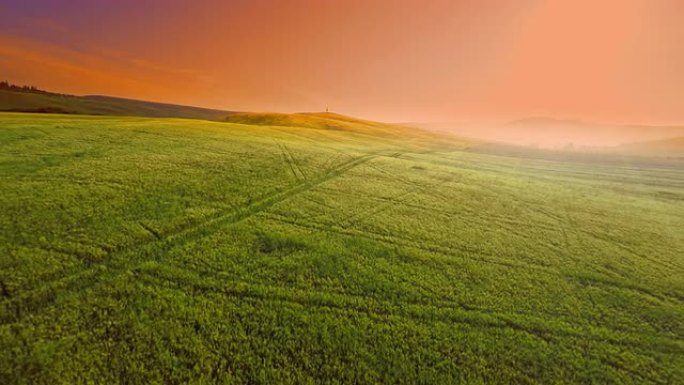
0, 81, 68, 96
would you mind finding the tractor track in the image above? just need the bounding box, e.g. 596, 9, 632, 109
134, 262, 682, 358
1, 151, 390, 324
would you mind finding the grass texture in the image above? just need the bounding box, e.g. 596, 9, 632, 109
1, 112, 682, 384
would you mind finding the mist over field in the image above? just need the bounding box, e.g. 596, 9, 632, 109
1, 1, 682, 384
421, 118, 684, 151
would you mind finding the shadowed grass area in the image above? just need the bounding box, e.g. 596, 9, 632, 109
0, 90, 232, 119
0, 112, 682, 384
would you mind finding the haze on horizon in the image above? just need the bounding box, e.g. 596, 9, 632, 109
1, 0, 682, 130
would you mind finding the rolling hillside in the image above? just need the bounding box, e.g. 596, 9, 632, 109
429, 117, 684, 149
222, 111, 451, 140
0, 89, 232, 119
1, 112, 682, 384
0, 89, 442, 141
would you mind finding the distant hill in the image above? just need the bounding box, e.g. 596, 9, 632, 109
427, 117, 684, 149
0, 85, 462, 144
221, 112, 471, 148
498, 117, 684, 148
223, 112, 419, 136
0, 89, 232, 120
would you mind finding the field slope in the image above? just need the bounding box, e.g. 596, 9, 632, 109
0, 89, 232, 119
223, 111, 421, 137
1, 112, 682, 384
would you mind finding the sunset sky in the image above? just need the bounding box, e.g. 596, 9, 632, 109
1, 0, 682, 125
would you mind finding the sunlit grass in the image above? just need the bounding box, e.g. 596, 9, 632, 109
1, 112, 682, 384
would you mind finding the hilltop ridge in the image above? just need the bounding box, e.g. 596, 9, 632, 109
0, 86, 232, 120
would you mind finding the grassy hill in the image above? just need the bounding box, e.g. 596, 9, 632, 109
436, 117, 684, 149
224, 111, 410, 135
0, 89, 232, 119
222, 112, 461, 146
1, 112, 682, 384
0, 88, 442, 140
500, 117, 684, 147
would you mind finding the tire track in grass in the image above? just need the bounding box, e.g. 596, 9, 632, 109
134, 262, 682, 358
281, 142, 307, 180
146, 258, 677, 344
139, 221, 162, 240
551, 200, 683, 275
0, 151, 389, 324
358, 163, 452, 215
265, 213, 576, 276
321, 152, 344, 172
578, 227, 684, 273
263, 214, 683, 306
276, 141, 305, 182
500, 176, 683, 274
342, 177, 453, 228
285, 160, 418, 223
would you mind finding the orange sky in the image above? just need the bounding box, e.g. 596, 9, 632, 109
1, 0, 682, 125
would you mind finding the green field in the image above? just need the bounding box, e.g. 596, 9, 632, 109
1, 112, 682, 384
